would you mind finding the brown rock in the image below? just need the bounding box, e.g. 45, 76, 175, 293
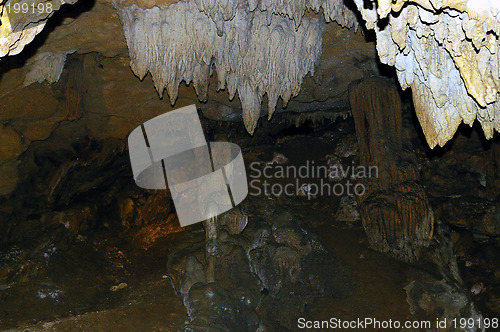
0, 124, 25, 163
11, 118, 59, 142
434, 197, 500, 236
49, 205, 99, 235
133, 214, 184, 249
118, 197, 136, 228
135, 191, 172, 226
0, 160, 19, 196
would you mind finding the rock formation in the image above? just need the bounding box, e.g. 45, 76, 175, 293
0, 0, 371, 142
111, 0, 500, 145
114, 0, 325, 134
23, 50, 75, 86
1, 0, 500, 147
169, 207, 353, 330
349, 77, 434, 262
194, 0, 359, 32
353, 0, 500, 148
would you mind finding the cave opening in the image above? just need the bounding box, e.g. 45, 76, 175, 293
0, 0, 500, 331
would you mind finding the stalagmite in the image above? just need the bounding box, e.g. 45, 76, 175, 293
114, 0, 328, 134
353, 0, 500, 148
0, 0, 78, 57
23, 50, 75, 87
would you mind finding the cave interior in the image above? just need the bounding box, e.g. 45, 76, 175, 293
0, 0, 500, 330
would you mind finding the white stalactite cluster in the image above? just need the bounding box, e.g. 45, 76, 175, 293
353, 0, 500, 148
115, 0, 339, 134
0, 0, 78, 57
23, 50, 75, 86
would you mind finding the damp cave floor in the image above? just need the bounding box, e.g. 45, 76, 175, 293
4, 200, 418, 332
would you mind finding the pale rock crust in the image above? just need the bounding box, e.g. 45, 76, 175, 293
353, 0, 500, 147
120, 0, 178, 7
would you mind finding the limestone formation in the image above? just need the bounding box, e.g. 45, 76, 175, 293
349, 77, 434, 262
353, 0, 500, 148
0, 0, 78, 57
195, 0, 359, 32
2, 0, 500, 147
0, 0, 373, 138
114, 0, 324, 134
23, 50, 75, 86
171, 207, 352, 330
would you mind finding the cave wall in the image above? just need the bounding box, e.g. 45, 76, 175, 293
0, 0, 378, 198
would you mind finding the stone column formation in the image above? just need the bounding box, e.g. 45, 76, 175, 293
1, 1, 500, 146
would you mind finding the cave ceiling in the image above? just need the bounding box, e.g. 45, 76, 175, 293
0, 0, 499, 148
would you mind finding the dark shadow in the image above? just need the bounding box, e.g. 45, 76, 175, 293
271, 120, 315, 138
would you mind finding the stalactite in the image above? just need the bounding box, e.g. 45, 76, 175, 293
0, 0, 78, 57
195, 0, 359, 32
114, 0, 323, 134
353, 0, 500, 148
23, 50, 75, 87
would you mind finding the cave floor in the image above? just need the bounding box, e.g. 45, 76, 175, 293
1, 118, 499, 331
2, 200, 417, 332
